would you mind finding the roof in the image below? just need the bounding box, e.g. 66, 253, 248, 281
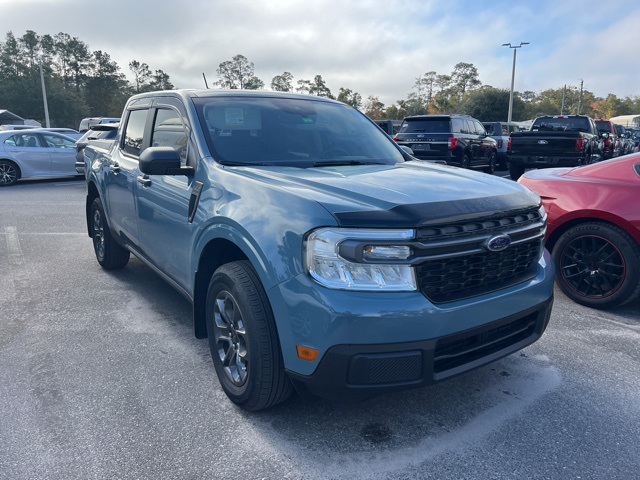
608, 115, 640, 127
0, 110, 25, 125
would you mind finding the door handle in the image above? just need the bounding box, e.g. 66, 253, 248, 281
109, 164, 120, 173
137, 175, 152, 187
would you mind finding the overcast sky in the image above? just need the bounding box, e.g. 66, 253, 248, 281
2, 0, 639, 106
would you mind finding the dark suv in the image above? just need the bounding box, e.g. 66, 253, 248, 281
394, 114, 498, 173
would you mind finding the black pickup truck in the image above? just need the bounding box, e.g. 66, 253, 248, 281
508, 115, 603, 180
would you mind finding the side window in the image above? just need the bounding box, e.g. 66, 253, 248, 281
461, 120, 472, 134
42, 133, 75, 148
20, 134, 41, 147
502, 124, 510, 135
451, 119, 463, 134
123, 109, 148, 157
473, 120, 485, 135
151, 108, 189, 165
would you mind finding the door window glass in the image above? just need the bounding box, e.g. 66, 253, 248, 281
123, 109, 148, 157
151, 108, 189, 165
42, 133, 75, 148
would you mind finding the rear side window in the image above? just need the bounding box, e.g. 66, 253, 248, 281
123, 109, 148, 157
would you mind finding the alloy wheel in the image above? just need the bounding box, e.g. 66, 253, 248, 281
559, 234, 625, 299
213, 291, 248, 386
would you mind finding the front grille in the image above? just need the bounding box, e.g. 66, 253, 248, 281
414, 208, 544, 303
433, 312, 538, 374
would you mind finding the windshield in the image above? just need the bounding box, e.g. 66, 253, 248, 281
193, 96, 404, 167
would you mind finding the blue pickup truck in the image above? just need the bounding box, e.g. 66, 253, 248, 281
84, 89, 554, 411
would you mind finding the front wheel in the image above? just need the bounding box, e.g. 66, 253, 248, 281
90, 198, 130, 269
552, 222, 640, 308
206, 261, 293, 411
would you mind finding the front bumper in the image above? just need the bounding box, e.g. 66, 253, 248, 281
270, 249, 555, 402
288, 297, 552, 402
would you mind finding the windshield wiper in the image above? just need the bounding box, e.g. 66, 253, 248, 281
312, 160, 385, 167
217, 160, 275, 166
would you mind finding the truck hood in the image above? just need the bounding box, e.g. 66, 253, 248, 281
228, 161, 541, 227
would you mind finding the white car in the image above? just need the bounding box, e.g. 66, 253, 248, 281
0, 129, 79, 186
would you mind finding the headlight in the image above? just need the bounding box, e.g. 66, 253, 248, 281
304, 228, 417, 291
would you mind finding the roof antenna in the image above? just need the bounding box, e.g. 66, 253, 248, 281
202, 73, 210, 89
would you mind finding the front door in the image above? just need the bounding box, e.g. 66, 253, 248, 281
135, 107, 195, 291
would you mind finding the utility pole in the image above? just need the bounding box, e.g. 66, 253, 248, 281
561, 85, 566, 115
39, 59, 50, 127
577, 79, 584, 115
502, 42, 530, 122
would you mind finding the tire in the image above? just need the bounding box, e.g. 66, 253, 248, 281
552, 222, 640, 309
460, 153, 471, 169
90, 198, 130, 270
206, 261, 293, 411
509, 163, 525, 180
483, 151, 497, 174
0, 160, 19, 186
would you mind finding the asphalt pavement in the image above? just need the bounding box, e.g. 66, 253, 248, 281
1, 177, 638, 480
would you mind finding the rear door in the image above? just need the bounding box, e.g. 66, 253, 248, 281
103, 106, 150, 246
40, 132, 77, 176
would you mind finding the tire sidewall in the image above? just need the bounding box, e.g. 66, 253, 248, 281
552, 222, 640, 308
205, 262, 274, 408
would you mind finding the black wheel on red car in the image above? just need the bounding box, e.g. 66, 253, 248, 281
205, 260, 293, 411
552, 222, 640, 309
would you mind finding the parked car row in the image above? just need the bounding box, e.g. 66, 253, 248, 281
0, 120, 122, 186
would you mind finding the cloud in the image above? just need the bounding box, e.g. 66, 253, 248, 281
1, 0, 638, 106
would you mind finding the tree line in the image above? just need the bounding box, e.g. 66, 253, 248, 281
2, 30, 639, 129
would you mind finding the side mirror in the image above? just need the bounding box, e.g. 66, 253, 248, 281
139, 146, 194, 176
601, 132, 609, 139
399, 145, 414, 156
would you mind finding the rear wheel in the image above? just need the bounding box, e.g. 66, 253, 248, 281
460, 153, 471, 169
0, 160, 19, 186
509, 163, 525, 180
90, 198, 130, 269
483, 151, 497, 174
206, 261, 293, 411
552, 222, 640, 308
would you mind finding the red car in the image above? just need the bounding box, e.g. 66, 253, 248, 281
519, 155, 640, 308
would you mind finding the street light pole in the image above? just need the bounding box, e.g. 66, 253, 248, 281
502, 42, 529, 123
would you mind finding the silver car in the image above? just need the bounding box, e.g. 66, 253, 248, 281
0, 129, 79, 186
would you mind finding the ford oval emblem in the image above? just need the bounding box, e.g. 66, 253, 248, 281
485, 234, 512, 252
